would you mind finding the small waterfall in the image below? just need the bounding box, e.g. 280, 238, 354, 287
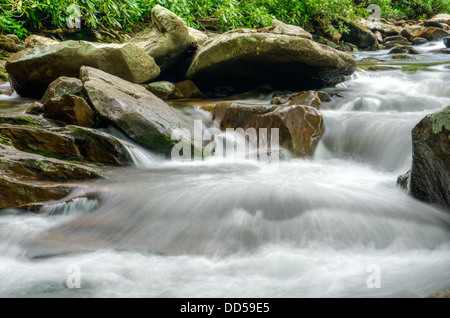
40, 197, 99, 216
125, 144, 161, 169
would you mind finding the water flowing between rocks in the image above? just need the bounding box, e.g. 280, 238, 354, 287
0, 42, 449, 297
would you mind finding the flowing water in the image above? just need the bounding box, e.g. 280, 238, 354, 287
0, 44, 450, 298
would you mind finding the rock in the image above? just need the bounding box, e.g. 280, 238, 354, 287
129, 5, 207, 72
201, 102, 324, 157
431, 48, 450, 54
317, 91, 331, 102
5, 34, 19, 44
40, 76, 85, 105
313, 35, 338, 48
340, 42, 360, 52
383, 41, 411, 49
289, 91, 322, 109
366, 66, 394, 71
341, 22, 378, 49
411, 37, 428, 45
141, 81, 182, 100
23, 35, 59, 49
423, 20, 444, 28
44, 95, 96, 128
0, 143, 103, 209
186, 30, 356, 95
444, 37, 450, 48
397, 170, 410, 191
0, 144, 101, 181
426, 289, 450, 298
0, 35, 18, 52
409, 106, 450, 209
270, 97, 287, 105
81, 66, 197, 156
388, 45, 419, 54
272, 19, 312, 40
374, 31, 383, 43
401, 26, 450, 41
358, 18, 402, 36
0, 172, 72, 209
0, 115, 132, 166
6, 40, 160, 98
174, 80, 204, 98
384, 35, 408, 43
392, 53, 415, 59
25, 101, 45, 115
430, 14, 450, 25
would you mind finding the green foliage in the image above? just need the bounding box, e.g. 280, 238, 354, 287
362, 0, 450, 19
1, 0, 449, 41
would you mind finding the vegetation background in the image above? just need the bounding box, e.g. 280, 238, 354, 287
1, 0, 449, 40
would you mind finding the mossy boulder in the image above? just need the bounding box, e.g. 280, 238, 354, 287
6, 40, 160, 98
0, 35, 18, 53
41, 77, 85, 105
341, 22, 379, 50
187, 30, 356, 95
409, 106, 450, 209
201, 102, 324, 157
0, 116, 132, 166
81, 66, 198, 156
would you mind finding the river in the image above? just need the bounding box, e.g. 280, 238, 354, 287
0, 41, 449, 297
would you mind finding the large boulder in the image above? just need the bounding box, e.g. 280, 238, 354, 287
81, 66, 198, 155
341, 22, 379, 49
129, 5, 207, 72
186, 30, 356, 95
6, 40, 160, 98
409, 106, 450, 209
201, 102, 324, 157
0, 114, 132, 166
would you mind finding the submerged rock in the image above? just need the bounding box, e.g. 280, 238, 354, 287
129, 5, 207, 72
81, 66, 197, 156
187, 30, 356, 95
6, 40, 160, 98
409, 106, 450, 209
201, 102, 324, 157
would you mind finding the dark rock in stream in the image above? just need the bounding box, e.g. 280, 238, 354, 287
409, 106, 450, 209
444, 37, 450, 48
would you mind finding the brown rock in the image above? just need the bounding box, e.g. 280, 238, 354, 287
174, 80, 205, 98
44, 95, 96, 128
25, 101, 45, 115
289, 91, 322, 109
41, 77, 85, 105
201, 102, 324, 157
0, 35, 18, 52
23, 35, 59, 49
141, 81, 183, 100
